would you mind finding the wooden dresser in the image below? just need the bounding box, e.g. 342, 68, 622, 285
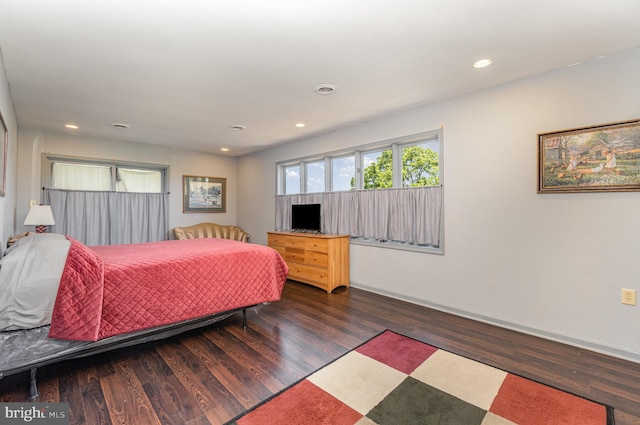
267, 231, 350, 293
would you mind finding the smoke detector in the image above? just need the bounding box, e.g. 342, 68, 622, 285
314, 84, 338, 95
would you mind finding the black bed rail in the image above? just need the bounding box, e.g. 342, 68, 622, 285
1, 306, 255, 400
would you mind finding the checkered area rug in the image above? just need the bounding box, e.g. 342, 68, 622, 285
228, 330, 614, 425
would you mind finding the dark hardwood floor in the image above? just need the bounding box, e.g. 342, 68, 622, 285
1, 281, 639, 424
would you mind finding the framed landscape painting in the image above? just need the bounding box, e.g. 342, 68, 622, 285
538, 119, 640, 193
183, 175, 226, 213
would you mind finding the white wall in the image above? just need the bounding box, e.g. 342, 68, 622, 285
238, 47, 640, 362
0, 50, 18, 253
16, 129, 238, 236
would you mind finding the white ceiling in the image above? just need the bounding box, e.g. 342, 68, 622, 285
1, 0, 639, 156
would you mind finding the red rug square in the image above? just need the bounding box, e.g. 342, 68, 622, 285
356, 329, 438, 374
237, 379, 362, 425
490, 374, 607, 425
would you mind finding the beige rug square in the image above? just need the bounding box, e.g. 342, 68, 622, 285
411, 349, 507, 410
308, 350, 406, 415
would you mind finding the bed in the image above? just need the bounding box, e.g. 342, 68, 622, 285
0, 233, 289, 399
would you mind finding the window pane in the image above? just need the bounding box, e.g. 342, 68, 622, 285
401, 141, 440, 187
52, 162, 112, 191
332, 155, 355, 191
363, 149, 392, 189
117, 168, 163, 193
284, 165, 300, 194
305, 161, 325, 193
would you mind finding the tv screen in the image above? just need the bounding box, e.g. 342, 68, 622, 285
291, 204, 321, 232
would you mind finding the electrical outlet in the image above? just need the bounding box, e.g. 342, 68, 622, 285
621, 289, 636, 306
29, 199, 38, 207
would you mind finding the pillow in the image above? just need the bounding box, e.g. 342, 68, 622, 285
0, 233, 71, 331
7, 231, 31, 248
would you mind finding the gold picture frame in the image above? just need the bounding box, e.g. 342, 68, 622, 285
0, 110, 7, 197
183, 175, 226, 213
538, 119, 640, 193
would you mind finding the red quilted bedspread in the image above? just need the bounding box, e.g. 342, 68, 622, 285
49, 238, 288, 341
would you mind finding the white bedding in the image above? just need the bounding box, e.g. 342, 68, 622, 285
0, 233, 71, 331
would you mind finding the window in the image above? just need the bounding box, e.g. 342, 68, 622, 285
363, 148, 393, 189
305, 160, 325, 193
43, 155, 170, 246
52, 162, 112, 191
400, 140, 440, 187
331, 155, 355, 191
284, 164, 301, 194
275, 130, 443, 253
277, 130, 441, 195
44, 155, 168, 193
116, 167, 163, 193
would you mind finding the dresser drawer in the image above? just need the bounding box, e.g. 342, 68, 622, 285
285, 236, 306, 250
304, 251, 328, 268
288, 263, 329, 286
285, 248, 305, 263
305, 238, 328, 253
268, 233, 287, 247
270, 245, 286, 257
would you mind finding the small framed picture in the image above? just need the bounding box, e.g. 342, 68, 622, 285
183, 175, 226, 213
538, 119, 640, 193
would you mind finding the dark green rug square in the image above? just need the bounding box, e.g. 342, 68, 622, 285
366, 377, 487, 425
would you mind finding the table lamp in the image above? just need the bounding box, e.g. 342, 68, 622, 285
24, 205, 56, 233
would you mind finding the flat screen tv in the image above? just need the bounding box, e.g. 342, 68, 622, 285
291, 203, 321, 233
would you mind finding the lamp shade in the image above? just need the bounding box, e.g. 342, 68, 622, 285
24, 205, 56, 226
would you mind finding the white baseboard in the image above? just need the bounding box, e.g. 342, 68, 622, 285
351, 281, 640, 364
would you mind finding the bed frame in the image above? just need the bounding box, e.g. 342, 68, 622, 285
0, 306, 257, 400
1, 236, 287, 400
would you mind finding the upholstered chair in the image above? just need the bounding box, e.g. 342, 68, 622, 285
173, 223, 250, 242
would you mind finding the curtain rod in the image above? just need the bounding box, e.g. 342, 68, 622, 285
43, 187, 171, 194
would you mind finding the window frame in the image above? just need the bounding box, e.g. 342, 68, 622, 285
42, 154, 170, 193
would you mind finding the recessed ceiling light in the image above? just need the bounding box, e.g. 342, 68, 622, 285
314, 84, 338, 95
65, 124, 79, 129
296, 123, 306, 128
229, 125, 246, 131
111, 123, 130, 129
473, 59, 492, 69
220, 147, 230, 152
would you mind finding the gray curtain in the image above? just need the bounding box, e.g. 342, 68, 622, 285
275, 186, 442, 247
44, 189, 170, 246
